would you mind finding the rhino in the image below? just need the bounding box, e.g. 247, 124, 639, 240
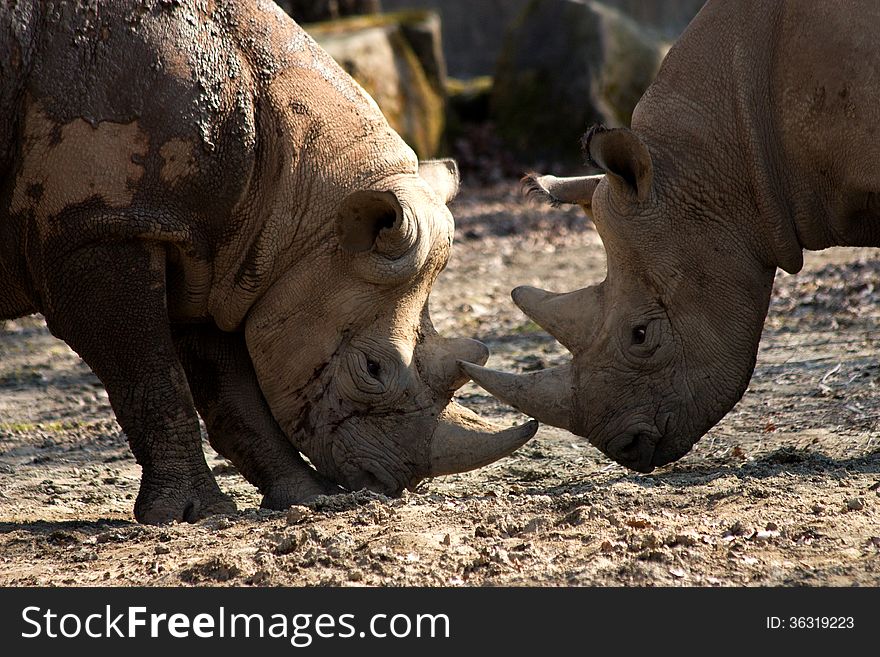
461, 0, 880, 473
0, 0, 536, 524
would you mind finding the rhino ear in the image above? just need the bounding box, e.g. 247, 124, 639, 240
336, 190, 404, 254
418, 159, 460, 204
582, 126, 653, 202
521, 173, 603, 218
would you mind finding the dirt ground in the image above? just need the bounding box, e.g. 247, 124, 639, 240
1, 183, 878, 587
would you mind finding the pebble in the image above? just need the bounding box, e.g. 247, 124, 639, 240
286, 505, 312, 525
520, 517, 550, 534
845, 497, 865, 511
753, 530, 779, 542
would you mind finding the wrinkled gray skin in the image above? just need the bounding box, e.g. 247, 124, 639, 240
0, 0, 535, 523
463, 0, 880, 472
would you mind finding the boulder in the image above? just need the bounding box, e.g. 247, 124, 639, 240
381, 0, 704, 78
598, 0, 707, 38
382, 0, 530, 78
276, 0, 382, 24
491, 0, 666, 165
307, 12, 446, 158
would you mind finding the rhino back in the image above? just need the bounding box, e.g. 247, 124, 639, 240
16, 0, 260, 235
2, 0, 268, 320
773, 0, 880, 247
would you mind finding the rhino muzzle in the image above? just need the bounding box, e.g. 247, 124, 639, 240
300, 334, 540, 496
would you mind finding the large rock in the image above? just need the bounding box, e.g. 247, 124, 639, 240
491, 0, 666, 165
382, 0, 530, 78
307, 12, 446, 158
276, 0, 382, 23
381, 0, 704, 78
597, 0, 707, 38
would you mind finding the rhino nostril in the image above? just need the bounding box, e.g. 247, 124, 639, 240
607, 432, 657, 472
611, 434, 640, 461
349, 466, 403, 496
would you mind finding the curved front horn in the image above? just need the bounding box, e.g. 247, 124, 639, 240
459, 361, 574, 431
428, 401, 538, 477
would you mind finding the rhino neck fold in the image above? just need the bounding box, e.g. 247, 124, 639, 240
729, 39, 804, 276
635, 0, 803, 276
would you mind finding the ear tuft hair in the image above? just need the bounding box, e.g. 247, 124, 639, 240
580, 124, 609, 170
521, 173, 565, 208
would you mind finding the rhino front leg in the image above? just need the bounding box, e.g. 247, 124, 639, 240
173, 326, 340, 509
43, 240, 235, 524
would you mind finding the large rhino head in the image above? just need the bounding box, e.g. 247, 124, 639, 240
245, 159, 537, 494
462, 126, 777, 472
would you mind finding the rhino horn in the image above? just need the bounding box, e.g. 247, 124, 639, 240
511, 285, 599, 353
521, 173, 603, 214
458, 361, 573, 431
419, 335, 490, 394
419, 159, 461, 204
428, 401, 539, 477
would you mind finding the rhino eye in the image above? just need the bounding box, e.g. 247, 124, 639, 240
366, 358, 382, 379
631, 325, 648, 345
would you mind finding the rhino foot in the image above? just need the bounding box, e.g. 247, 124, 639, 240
260, 474, 343, 510
135, 475, 236, 525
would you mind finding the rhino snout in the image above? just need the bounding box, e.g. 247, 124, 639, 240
604, 425, 659, 473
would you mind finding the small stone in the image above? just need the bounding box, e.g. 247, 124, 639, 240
275, 531, 307, 555
520, 517, 550, 534
155, 545, 171, 555
845, 497, 865, 511
723, 520, 753, 537
669, 567, 686, 578
286, 505, 312, 525
765, 522, 779, 531
560, 507, 590, 527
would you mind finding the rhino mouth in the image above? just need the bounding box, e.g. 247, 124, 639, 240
342, 463, 402, 496
605, 429, 659, 473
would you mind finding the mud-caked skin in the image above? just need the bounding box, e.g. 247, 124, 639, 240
0, 0, 536, 523
463, 0, 880, 473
